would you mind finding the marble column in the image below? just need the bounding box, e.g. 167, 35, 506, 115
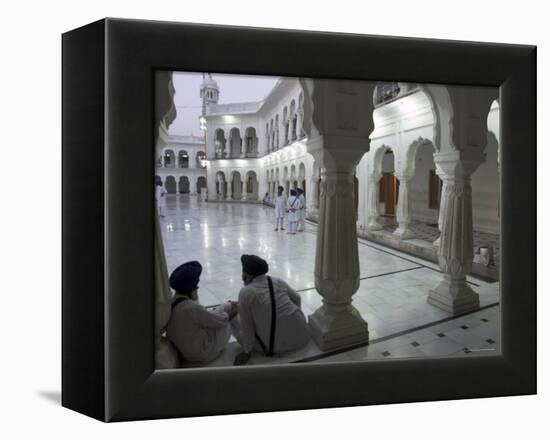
308, 140, 369, 351
432, 170, 444, 247
226, 179, 232, 200
241, 180, 247, 201
365, 174, 382, 230
428, 150, 484, 315
310, 178, 317, 204
393, 174, 415, 239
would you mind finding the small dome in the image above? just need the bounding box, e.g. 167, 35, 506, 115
201, 75, 219, 91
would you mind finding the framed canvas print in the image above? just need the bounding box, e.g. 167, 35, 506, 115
62, 18, 536, 422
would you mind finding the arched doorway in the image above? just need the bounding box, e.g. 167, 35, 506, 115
244, 127, 258, 157
196, 151, 206, 168
215, 171, 226, 199
178, 176, 190, 193
178, 150, 189, 168
165, 176, 177, 194
163, 149, 175, 168
408, 139, 438, 226
214, 129, 227, 158
229, 128, 242, 158
197, 176, 207, 194
246, 171, 259, 200
378, 148, 398, 216
231, 171, 243, 200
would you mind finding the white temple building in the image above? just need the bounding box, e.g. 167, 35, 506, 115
163, 75, 500, 280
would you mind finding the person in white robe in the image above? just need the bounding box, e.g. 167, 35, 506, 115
232, 254, 309, 365
166, 261, 238, 363
155, 181, 167, 218
296, 188, 305, 232
274, 185, 286, 231
286, 189, 302, 235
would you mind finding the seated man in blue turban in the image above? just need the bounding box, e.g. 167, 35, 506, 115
166, 261, 238, 363
231, 254, 310, 365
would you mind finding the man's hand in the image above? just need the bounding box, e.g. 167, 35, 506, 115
233, 351, 251, 366
227, 301, 239, 320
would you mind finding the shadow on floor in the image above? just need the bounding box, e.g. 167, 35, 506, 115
37, 390, 61, 405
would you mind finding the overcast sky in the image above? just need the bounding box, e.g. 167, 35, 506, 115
169, 72, 280, 136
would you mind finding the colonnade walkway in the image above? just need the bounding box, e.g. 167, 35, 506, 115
160, 195, 500, 367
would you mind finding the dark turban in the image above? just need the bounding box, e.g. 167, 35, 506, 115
169, 261, 202, 293
290, 189, 297, 196
297, 188, 304, 194
241, 254, 269, 276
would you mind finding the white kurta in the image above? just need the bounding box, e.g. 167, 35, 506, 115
232, 274, 309, 354
155, 185, 166, 207
298, 194, 305, 220
286, 195, 302, 222
166, 296, 231, 362
274, 194, 286, 218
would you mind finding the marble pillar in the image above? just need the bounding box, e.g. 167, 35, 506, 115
393, 174, 415, 239
365, 174, 382, 230
241, 181, 246, 201
308, 141, 369, 351
428, 150, 484, 314
226, 179, 232, 200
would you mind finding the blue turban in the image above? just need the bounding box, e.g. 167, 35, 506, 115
290, 189, 297, 196
170, 261, 202, 293
297, 188, 304, 194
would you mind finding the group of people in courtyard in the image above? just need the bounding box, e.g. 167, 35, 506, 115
163, 255, 310, 367
270, 186, 306, 234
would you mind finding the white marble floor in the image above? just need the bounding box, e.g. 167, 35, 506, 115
160, 195, 501, 368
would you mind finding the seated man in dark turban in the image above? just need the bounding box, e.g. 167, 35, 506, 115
231, 254, 310, 365
166, 261, 238, 363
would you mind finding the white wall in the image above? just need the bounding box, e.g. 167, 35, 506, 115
409, 143, 439, 224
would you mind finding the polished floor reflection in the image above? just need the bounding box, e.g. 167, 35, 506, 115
160, 195, 501, 367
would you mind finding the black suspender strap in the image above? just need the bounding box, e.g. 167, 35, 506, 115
266, 276, 277, 356
254, 276, 277, 356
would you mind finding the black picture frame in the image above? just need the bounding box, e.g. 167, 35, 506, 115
62, 18, 536, 422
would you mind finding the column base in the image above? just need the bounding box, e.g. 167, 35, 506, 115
393, 226, 415, 240
366, 221, 383, 231
428, 279, 480, 315
308, 304, 369, 351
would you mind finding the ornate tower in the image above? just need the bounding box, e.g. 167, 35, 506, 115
200, 73, 219, 116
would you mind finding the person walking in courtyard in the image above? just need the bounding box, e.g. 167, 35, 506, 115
155, 181, 167, 219
274, 185, 286, 231
231, 254, 309, 366
166, 261, 239, 363
296, 187, 305, 232
286, 189, 302, 235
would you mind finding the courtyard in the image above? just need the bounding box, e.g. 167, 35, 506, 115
160, 194, 501, 367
